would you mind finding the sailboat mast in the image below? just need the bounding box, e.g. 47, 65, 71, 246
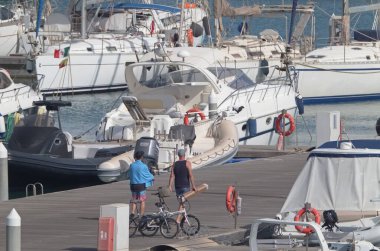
81, 0, 87, 39
179, 0, 185, 44
342, 0, 350, 44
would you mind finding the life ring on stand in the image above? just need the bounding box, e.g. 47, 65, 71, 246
294, 207, 321, 234
184, 108, 206, 125
226, 185, 237, 213
275, 113, 295, 136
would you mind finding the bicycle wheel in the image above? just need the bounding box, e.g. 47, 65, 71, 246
160, 217, 179, 239
180, 214, 200, 236
138, 215, 159, 237
129, 216, 139, 237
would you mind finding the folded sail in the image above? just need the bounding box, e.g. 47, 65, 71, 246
214, 0, 261, 18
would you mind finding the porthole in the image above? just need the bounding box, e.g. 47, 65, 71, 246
266, 117, 272, 125
242, 124, 247, 131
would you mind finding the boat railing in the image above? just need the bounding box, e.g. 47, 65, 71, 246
25, 182, 44, 197
249, 218, 329, 251
0, 84, 38, 102
218, 69, 295, 108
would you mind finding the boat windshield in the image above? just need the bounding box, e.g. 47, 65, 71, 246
207, 67, 254, 89
132, 64, 210, 88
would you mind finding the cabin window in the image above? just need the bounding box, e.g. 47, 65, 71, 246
0, 72, 12, 89
106, 46, 117, 52
231, 53, 242, 59
366, 55, 371, 60
306, 55, 325, 59
351, 47, 362, 50
248, 51, 264, 58
87, 47, 93, 52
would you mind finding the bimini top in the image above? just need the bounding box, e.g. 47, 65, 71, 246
281, 140, 380, 213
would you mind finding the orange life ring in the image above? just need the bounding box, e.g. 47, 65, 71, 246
184, 108, 206, 125
275, 113, 295, 136
226, 185, 237, 213
294, 207, 321, 234
187, 29, 194, 47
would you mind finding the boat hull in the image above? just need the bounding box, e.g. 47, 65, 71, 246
36, 52, 136, 95
8, 151, 121, 187
296, 61, 380, 104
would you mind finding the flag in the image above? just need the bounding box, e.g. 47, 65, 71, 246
36, 0, 44, 38
63, 46, 70, 57
59, 58, 68, 69
54, 49, 60, 58
150, 20, 155, 36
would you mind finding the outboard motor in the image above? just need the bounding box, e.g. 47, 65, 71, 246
322, 210, 339, 232
135, 137, 159, 175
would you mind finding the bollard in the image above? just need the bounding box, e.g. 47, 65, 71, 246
0, 141, 8, 201
6, 208, 21, 251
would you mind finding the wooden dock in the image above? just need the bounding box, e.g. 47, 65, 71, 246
0, 152, 309, 250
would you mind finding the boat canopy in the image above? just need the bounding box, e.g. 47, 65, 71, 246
281, 146, 380, 213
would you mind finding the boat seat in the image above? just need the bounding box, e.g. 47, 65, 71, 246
138, 94, 178, 115
168, 124, 196, 146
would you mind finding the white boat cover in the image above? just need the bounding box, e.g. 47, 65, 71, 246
281, 148, 380, 213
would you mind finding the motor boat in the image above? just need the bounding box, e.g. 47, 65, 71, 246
7, 100, 134, 186
96, 46, 300, 146
97, 96, 239, 173
0, 68, 41, 116
250, 139, 380, 250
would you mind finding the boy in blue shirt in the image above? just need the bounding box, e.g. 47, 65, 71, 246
129, 151, 154, 216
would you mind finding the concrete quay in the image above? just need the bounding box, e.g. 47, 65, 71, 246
0, 152, 309, 251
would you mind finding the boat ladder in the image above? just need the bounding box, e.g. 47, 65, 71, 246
25, 182, 44, 197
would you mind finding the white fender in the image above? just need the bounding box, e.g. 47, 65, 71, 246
98, 151, 134, 183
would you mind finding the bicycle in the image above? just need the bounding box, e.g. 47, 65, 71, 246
170, 195, 200, 236
138, 204, 179, 238
149, 188, 200, 236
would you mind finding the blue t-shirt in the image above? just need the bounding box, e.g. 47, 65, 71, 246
129, 160, 154, 185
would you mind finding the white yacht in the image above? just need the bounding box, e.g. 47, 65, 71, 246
295, 1, 380, 104
96, 46, 300, 146
33, 1, 207, 95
